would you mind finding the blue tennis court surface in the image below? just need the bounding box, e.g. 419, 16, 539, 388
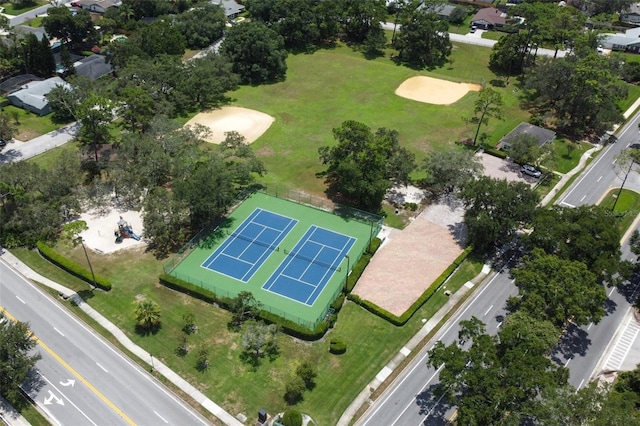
202, 209, 297, 282
263, 226, 356, 306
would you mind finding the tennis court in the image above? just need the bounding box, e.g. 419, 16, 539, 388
202, 209, 297, 282
167, 192, 380, 329
263, 226, 355, 305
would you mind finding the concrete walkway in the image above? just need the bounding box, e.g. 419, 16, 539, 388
0, 251, 243, 426
336, 264, 492, 426
0, 396, 31, 426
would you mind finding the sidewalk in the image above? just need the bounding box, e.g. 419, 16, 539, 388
337, 264, 492, 426
0, 396, 31, 426
0, 251, 243, 426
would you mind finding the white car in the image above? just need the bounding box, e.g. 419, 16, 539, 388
521, 164, 542, 178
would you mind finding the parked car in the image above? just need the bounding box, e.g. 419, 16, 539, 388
521, 164, 542, 178
470, 26, 477, 33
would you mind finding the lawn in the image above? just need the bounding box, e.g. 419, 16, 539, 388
482, 31, 505, 41
599, 188, 640, 235
23, 16, 43, 27
1, 105, 62, 140
11, 243, 483, 425
233, 42, 529, 197
542, 138, 592, 174
0, 0, 45, 15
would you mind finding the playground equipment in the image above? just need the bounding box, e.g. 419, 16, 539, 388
115, 216, 141, 243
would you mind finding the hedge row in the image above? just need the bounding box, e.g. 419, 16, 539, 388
159, 273, 330, 340
344, 238, 381, 293
37, 241, 112, 291
483, 145, 508, 159
348, 246, 474, 326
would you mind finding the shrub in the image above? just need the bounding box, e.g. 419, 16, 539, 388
482, 145, 508, 159
284, 377, 306, 405
37, 241, 111, 290
330, 293, 346, 312
329, 338, 347, 354
404, 202, 418, 211
282, 410, 303, 426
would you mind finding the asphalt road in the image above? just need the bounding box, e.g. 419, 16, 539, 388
0, 261, 211, 426
357, 111, 640, 425
0, 122, 80, 165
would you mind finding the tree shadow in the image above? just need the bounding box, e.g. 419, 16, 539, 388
134, 323, 161, 337
617, 271, 640, 304
415, 383, 450, 424
550, 324, 591, 364
18, 370, 47, 410
239, 350, 262, 371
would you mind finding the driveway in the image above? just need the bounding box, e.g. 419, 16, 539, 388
476, 152, 539, 186
0, 122, 80, 164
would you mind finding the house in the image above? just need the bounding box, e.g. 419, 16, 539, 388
0, 74, 41, 96
621, 3, 640, 25
74, 54, 113, 80
499, 122, 556, 150
7, 77, 71, 116
419, 3, 458, 21
77, 0, 122, 13
470, 8, 507, 30
210, 0, 244, 19
600, 27, 640, 53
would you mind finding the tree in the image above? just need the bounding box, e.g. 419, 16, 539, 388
611, 148, 640, 212
174, 3, 226, 49
420, 148, 483, 196
284, 376, 306, 405
510, 249, 606, 328
340, 0, 387, 45
427, 315, 567, 425
196, 347, 209, 371
506, 133, 547, 166
221, 22, 288, 84
76, 94, 113, 164
489, 33, 530, 78
525, 206, 623, 283
117, 85, 155, 134
471, 87, 503, 145
129, 20, 186, 58
393, 9, 451, 69
229, 291, 262, 327
449, 6, 468, 25
525, 54, 626, 136
45, 75, 94, 123
182, 312, 197, 334
0, 316, 41, 406
178, 54, 239, 111
460, 176, 539, 253
134, 299, 161, 332
0, 111, 17, 140
296, 361, 317, 390
318, 121, 415, 211
42, 7, 96, 48
630, 230, 640, 257
241, 320, 278, 360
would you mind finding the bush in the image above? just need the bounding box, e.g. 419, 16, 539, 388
330, 293, 346, 312
329, 338, 347, 354
282, 410, 303, 426
284, 377, 306, 405
348, 246, 474, 325
37, 241, 111, 291
404, 202, 418, 211
482, 145, 508, 159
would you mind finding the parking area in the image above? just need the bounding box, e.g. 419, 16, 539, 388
476, 152, 540, 186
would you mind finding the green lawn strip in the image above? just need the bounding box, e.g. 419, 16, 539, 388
543, 139, 592, 174
13, 392, 50, 426
534, 172, 561, 200
2, 105, 61, 140
381, 203, 411, 229
619, 83, 640, 113
0, 0, 45, 15
11, 248, 94, 293
481, 31, 505, 41
26, 141, 79, 169
23, 16, 43, 27
599, 188, 640, 234
447, 16, 473, 35
231, 43, 528, 197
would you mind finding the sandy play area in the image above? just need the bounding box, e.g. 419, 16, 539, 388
185, 106, 275, 144
395, 76, 482, 105
78, 208, 144, 254
353, 199, 466, 317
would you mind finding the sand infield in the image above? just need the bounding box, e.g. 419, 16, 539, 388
395, 76, 482, 105
185, 106, 275, 144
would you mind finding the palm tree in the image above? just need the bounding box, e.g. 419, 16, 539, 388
135, 300, 161, 331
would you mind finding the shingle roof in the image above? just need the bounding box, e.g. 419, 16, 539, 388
471, 8, 506, 26
501, 122, 556, 148
8, 77, 70, 112
75, 54, 113, 80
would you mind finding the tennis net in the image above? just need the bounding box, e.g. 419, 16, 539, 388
283, 249, 341, 272
230, 232, 279, 251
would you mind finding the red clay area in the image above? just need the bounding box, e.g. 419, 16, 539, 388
353, 208, 464, 317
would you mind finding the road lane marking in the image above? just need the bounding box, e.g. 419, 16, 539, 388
39, 373, 98, 426
560, 201, 575, 207
497, 321, 503, 328
390, 364, 445, 426
609, 287, 616, 297
564, 359, 571, 367
484, 305, 493, 316
420, 391, 447, 423
587, 322, 593, 330
2, 271, 209, 426
154, 411, 169, 423
597, 176, 603, 182
96, 362, 108, 373
16, 295, 25, 304
54, 327, 64, 337
0, 308, 136, 426
580, 195, 586, 202
358, 271, 510, 425
561, 141, 615, 203
578, 379, 584, 389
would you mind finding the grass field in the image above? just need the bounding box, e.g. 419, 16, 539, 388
599, 188, 640, 235
0, 0, 45, 15
1, 105, 61, 140
232, 42, 529, 197
542, 139, 592, 174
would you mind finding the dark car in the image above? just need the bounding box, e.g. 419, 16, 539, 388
521, 164, 542, 178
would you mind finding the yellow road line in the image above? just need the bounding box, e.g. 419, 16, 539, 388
1, 307, 136, 426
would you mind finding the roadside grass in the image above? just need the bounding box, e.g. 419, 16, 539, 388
23, 16, 43, 27
234, 42, 528, 197
482, 31, 505, 41
27, 140, 80, 169
534, 172, 561, 200
542, 139, 592, 174
381, 203, 411, 229
12, 241, 483, 425
16, 394, 49, 426
619, 83, 640, 113
0, 0, 45, 15
1, 106, 61, 140
447, 16, 473, 35
182, 49, 200, 61
599, 188, 640, 234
